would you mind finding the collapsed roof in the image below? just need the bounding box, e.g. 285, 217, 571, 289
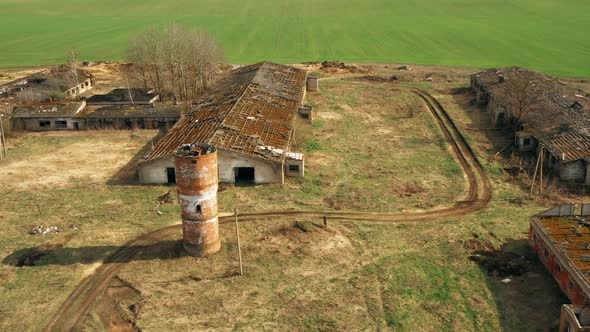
12, 101, 86, 118
472, 67, 590, 162
86, 88, 158, 104
141, 61, 307, 164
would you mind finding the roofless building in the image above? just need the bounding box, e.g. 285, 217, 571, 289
138, 62, 309, 185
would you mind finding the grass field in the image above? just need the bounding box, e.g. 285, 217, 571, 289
0, 0, 589, 76
0, 73, 571, 330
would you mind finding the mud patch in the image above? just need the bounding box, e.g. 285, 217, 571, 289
92, 276, 143, 332
467, 238, 530, 277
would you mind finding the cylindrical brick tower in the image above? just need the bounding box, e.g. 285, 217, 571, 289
174, 143, 221, 256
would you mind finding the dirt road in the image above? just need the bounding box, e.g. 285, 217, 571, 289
43, 86, 491, 331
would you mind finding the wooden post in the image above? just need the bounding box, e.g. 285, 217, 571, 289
539, 147, 544, 195
234, 208, 243, 276
530, 146, 543, 195
0, 114, 6, 160
323, 215, 328, 228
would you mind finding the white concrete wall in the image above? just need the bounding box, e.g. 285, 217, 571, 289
138, 150, 284, 185
138, 156, 175, 184
217, 150, 283, 184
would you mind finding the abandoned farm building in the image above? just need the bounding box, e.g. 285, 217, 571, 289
9, 102, 180, 131
471, 67, 590, 185
0, 66, 93, 100
11, 101, 87, 131
82, 105, 180, 130
86, 88, 159, 106
138, 61, 310, 185
530, 204, 590, 331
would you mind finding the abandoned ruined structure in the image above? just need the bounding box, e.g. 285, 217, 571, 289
0, 67, 93, 100
530, 204, 590, 331
174, 143, 221, 256
82, 105, 180, 130
86, 88, 159, 106
9, 102, 180, 131
11, 101, 87, 131
471, 67, 590, 185
138, 61, 310, 185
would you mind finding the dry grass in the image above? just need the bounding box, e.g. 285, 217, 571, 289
218, 78, 464, 213
0, 65, 576, 331
0, 130, 159, 189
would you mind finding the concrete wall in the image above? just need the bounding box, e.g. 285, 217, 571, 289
65, 78, 93, 98
15, 117, 85, 131
217, 150, 283, 184
138, 156, 175, 184
138, 150, 284, 185
558, 160, 586, 182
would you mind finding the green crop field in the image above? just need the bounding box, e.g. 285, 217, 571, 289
0, 0, 589, 76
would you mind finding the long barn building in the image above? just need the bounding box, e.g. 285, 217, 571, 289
138, 62, 310, 185
530, 204, 590, 331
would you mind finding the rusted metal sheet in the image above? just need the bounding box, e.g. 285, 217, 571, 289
141, 62, 307, 164
530, 211, 590, 306
174, 143, 221, 256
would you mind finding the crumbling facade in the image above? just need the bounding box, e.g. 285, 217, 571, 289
174, 143, 221, 256
139, 61, 309, 185
530, 204, 590, 331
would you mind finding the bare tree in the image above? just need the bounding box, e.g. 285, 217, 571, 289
127, 24, 224, 102
503, 78, 545, 124
68, 50, 80, 99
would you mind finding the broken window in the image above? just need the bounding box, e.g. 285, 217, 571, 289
301, 113, 310, 119
544, 248, 549, 257
39, 120, 51, 127
55, 120, 67, 129
158, 121, 167, 128
288, 164, 300, 172
196, 204, 202, 214
523, 138, 531, 145
569, 280, 575, 290
556, 264, 561, 273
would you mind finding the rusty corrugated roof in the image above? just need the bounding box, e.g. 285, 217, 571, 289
532, 216, 590, 298
140, 62, 306, 164
543, 132, 590, 163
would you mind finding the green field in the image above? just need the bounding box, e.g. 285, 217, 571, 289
0, 0, 589, 76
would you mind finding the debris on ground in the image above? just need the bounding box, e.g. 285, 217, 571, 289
16, 249, 49, 267
469, 248, 529, 277
294, 220, 317, 233
397, 65, 410, 71
319, 61, 371, 74
157, 190, 175, 204
501, 278, 511, 283
30, 225, 60, 235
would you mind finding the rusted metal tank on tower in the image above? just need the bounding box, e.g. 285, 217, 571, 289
174, 143, 221, 256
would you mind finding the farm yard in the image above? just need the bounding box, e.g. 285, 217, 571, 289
0, 63, 577, 330
0, 0, 589, 76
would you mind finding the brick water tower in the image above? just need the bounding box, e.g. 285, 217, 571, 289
174, 143, 221, 256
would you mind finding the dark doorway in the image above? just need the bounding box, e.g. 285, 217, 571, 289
166, 168, 176, 184
235, 167, 255, 185
73, 122, 79, 130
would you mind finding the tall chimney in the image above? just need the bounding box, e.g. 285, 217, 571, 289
174, 143, 221, 256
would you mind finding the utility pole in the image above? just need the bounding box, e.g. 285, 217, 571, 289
530, 145, 543, 195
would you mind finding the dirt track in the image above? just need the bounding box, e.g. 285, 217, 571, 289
43, 86, 492, 331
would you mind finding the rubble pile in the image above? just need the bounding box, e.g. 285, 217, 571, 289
30, 225, 60, 235
319, 61, 371, 74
